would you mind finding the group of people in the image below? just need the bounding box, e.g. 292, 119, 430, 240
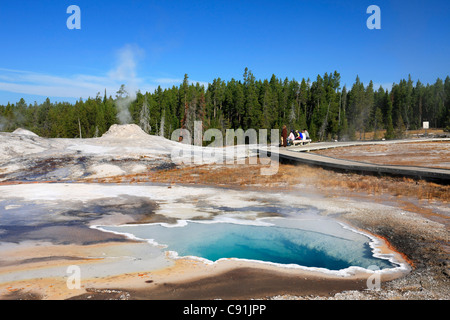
281, 125, 310, 147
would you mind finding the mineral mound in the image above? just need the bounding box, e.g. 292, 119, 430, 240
101, 124, 151, 140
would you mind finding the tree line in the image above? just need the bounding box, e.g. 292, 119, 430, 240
1, 68, 449, 142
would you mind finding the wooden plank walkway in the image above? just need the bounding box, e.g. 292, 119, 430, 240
268, 138, 450, 183
287, 138, 450, 152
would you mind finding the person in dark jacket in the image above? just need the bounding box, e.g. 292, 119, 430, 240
281, 125, 287, 147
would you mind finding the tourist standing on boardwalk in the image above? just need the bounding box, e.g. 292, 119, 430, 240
281, 125, 287, 147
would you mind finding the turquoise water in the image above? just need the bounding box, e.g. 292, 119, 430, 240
100, 218, 396, 271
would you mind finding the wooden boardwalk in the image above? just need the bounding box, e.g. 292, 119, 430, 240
269, 138, 450, 183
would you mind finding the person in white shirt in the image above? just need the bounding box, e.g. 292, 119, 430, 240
303, 129, 310, 140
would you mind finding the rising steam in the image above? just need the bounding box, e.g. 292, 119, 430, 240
109, 44, 144, 124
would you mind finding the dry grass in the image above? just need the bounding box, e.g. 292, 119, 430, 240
355, 128, 445, 140
84, 162, 450, 203
315, 141, 450, 169
319, 173, 449, 202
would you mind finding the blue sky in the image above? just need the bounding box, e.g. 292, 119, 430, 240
0, 0, 449, 105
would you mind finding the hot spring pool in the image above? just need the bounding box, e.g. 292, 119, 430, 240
97, 217, 399, 272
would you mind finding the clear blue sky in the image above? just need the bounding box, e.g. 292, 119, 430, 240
1, 0, 449, 105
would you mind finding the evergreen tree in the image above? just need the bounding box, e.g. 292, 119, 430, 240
384, 92, 395, 140
243, 68, 262, 129
444, 76, 450, 131
362, 80, 375, 140
1, 71, 449, 141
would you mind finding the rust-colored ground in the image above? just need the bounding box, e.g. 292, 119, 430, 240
1, 141, 449, 300
82, 161, 450, 203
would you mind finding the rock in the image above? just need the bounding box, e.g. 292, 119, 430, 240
101, 124, 150, 140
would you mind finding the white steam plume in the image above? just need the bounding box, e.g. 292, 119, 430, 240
109, 44, 144, 124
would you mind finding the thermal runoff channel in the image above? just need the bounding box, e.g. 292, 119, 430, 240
100, 218, 397, 272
